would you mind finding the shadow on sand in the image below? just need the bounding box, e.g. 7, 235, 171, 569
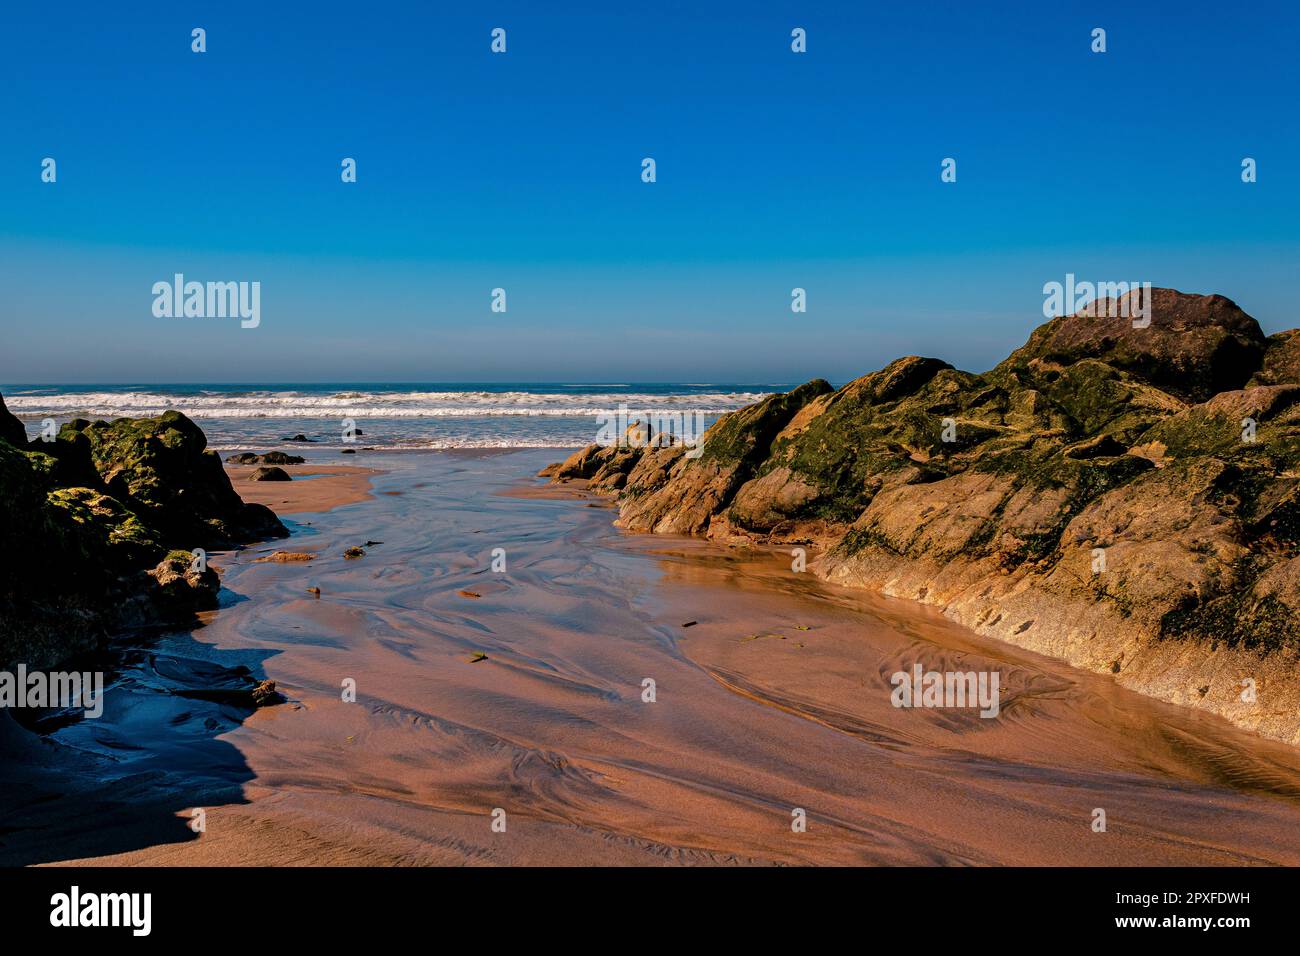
0, 597, 280, 866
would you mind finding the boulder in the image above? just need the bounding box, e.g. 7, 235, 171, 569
249, 466, 291, 482
66, 411, 287, 545
1249, 330, 1300, 387
538, 289, 1300, 744
147, 549, 221, 616
260, 451, 305, 465
0, 395, 289, 670
0, 393, 26, 447
998, 288, 1266, 403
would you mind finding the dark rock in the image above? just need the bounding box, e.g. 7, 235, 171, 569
249, 466, 291, 482
260, 451, 305, 465
284, 434, 316, 442
0, 393, 26, 447
173, 675, 283, 708
538, 290, 1300, 742
0, 396, 288, 671
1250, 330, 1300, 387
999, 288, 1266, 404
226, 452, 260, 464
1062, 434, 1127, 459
147, 549, 221, 616
65, 411, 287, 546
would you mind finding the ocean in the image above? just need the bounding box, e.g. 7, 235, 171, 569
0, 383, 781, 451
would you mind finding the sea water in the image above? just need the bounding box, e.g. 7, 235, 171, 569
0, 382, 778, 451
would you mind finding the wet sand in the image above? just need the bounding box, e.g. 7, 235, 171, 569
9, 448, 1300, 866
225, 463, 380, 514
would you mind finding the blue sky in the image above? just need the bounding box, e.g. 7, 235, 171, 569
2, 0, 1298, 383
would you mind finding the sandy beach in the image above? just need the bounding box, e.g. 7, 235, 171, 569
226, 463, 381, 514
6, 448, 1300, 867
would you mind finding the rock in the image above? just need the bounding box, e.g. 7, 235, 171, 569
65, 411, 287, 546
249, 679, 283, 706
0, 441, 117, 668
618, 379, 834, 535
1062, 434, 1127, 459
0, 396, 288, 671
548, 444, 611, 480
537, 290, 1300, 745
249, 466, 292, 482
285, 434, 316, 442
260, 451, 305, 465
254, 550, 315, 562
46, 486, 164, 568
998, 288, 1266, 403
0, 393, 27, 447
344, 546, 365, 559
147, 549, 221, 616
1249, 330, 1300, 388
226, 452, 260, 464
174, 676, 283, 708
341, 448, 356, 454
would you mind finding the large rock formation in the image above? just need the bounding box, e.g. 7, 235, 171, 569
0, 405, 286, 670
547, 290, 1300, 745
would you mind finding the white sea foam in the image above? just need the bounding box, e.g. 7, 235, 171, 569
6, 390, 769, 419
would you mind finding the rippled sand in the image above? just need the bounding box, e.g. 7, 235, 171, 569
8, 449, 1300, 866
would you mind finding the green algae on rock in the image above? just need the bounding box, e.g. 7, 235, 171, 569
544, 289, 1300, 745
0, 406, 287, 670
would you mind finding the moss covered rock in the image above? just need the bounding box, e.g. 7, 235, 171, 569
0, 392, 26, 447
0, 399, 288, 670
68, 411, 286, 546
541, 289, 1300, 742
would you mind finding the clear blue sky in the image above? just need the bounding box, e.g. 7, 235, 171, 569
2, 0, 1297, 383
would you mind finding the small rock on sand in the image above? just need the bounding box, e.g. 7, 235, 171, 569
255, 551, 316, 563
250, 466, 292, 482
344, 546, 366, 559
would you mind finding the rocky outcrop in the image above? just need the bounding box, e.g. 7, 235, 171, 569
0, 393, 25, 447
63, 412, 284, 545
0, 404, 287, 670
225, 451, 305, 465
546, 289, 1300, 745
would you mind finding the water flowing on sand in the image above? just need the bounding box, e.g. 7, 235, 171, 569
8, 449, 1300, 866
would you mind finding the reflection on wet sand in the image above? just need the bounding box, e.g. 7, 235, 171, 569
13, 449, 1300, 866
